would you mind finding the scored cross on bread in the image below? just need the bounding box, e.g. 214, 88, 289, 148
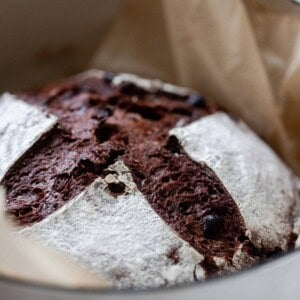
0, 70, 298, 289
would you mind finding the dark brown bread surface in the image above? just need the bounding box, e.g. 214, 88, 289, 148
2, 73, 254, 272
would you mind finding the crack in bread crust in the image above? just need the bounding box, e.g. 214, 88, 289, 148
2, 72, 267, 276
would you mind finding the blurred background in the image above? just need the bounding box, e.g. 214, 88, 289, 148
1, 0, 300, 176
0, 0, 121, 91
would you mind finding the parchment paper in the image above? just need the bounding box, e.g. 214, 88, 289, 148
92, 0, 300, 174
3, 0, 300, 289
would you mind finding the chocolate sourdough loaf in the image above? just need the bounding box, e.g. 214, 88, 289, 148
0, 70, 298, 289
